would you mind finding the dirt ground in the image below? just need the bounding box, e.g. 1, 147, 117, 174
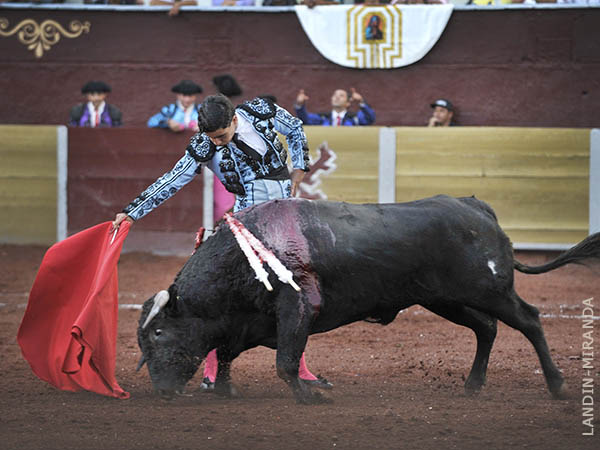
0, 244, 598, 450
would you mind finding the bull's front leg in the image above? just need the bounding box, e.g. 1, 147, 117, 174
275, 291, 329, 405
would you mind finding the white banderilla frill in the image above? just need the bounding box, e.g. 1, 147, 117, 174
224, 213, 301, 292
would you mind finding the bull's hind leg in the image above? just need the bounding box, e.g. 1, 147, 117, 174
425, 304, 497, 395
275, 291, 328, 405
483, 290, 564, 398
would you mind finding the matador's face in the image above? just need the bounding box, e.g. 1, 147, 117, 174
205, 114, 238, 147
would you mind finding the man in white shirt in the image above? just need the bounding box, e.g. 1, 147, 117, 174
294, 87, 376, 126
68, 81, 122, 128
147, 80, 203, 132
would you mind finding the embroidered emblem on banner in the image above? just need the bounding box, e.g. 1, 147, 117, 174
295, 5, 453, 70
347, 6, 402, 69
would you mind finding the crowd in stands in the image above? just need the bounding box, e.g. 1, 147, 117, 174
5, 0, 600, 5
68, 76, 456, 128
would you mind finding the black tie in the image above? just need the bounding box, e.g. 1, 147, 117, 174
232, 133, 262, 161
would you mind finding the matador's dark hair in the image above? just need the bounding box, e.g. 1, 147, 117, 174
197, 94, 235, 133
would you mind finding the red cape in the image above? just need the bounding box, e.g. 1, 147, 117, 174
17, 222, 131, 399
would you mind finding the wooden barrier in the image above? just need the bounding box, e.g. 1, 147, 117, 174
67, 128, 206, 254
392, 127, 590, 246
0, 126, 592, 251
0, 125, 64, 245
304, 126, 380, 204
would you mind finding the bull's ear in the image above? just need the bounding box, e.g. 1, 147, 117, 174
165, 284, 181, 315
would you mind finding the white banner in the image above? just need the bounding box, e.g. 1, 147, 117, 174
295, 4, 453, 69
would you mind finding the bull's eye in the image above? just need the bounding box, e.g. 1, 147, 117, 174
155, 329, 162, 337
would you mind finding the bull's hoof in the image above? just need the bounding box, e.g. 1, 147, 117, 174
463, 387, 482, 397
465, 384, 483, 397
550, 380, 569, 400
214, 382, 241, 398
295, 390, 333, 405
175, 389, 193, 397
157, 389, 175, 400
303, 375, 333, 390
464, 378, 485, 397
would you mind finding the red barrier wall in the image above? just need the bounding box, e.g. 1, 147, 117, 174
68, 128, 204, 235
1, 7, 599, 127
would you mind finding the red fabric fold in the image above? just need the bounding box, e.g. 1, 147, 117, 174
17, 222, 131, 399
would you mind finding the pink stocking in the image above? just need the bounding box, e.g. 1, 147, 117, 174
203, 348, 218, 383
298, 352, 318, 381
204, 349, 316, 382
213, 176, 235, 221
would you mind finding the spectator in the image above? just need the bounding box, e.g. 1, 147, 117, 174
211, 0, 255, 4
263, 0, 299, 4
69, 81, 122, 128
428, 98, 455, 127
212, 74, 243, 99
160, 0, 197, 16
164, 0, 256, 17
294, 88, 375, 126
147, 80, 203, 132
468, 0, 511, 4
390, 1, 447, 4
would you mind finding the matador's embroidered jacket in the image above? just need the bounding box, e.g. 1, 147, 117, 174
123, 98, 310, 220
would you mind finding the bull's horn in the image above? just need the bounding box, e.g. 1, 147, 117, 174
136, 354, 146, 372
142, 290, 170, 329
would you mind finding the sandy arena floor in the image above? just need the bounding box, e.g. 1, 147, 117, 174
0, 244, 598, 450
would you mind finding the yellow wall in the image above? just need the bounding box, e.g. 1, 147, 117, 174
302, 126, 590, 245
304, 126, 380, 203
393, 127, 589, 244
0, 125, 58, 245
0, 125, 590, 247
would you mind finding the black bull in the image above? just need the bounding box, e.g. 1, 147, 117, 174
137, 195, 599, 404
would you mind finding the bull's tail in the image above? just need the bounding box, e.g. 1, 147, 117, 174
514, 232, 600, 274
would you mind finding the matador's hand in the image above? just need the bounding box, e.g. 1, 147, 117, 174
290, 169, 306, 197
112, 213, 133, 231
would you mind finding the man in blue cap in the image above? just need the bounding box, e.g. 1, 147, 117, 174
428, 98, 455, 127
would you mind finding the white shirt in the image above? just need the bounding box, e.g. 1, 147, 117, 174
87, 101, 105, 128
177, 100, 196, 128
234, 112, 268, 156
332, 110, 346, 127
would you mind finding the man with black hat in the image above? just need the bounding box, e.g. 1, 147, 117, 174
428, 98, 455, 127
69, 81, 122, 128
213, 74, 243, 99
147, 80, 203, 132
